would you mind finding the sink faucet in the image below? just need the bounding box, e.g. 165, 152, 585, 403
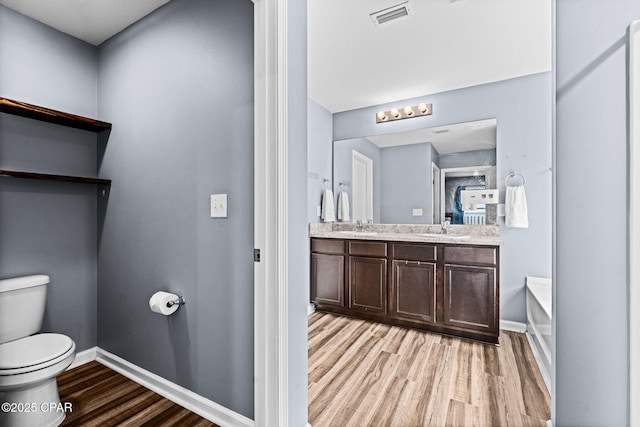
441, 220, 450, 234
356, 220, 363, 232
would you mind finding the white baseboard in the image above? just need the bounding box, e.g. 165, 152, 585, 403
63, 347, 254, 427
95, 348, 254, 427
308, 303, 316, 315
67, 346, 98, 370
500, 320, 527, 333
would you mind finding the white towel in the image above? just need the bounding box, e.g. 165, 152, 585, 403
337, 191, 350, 222
505, 185, 529, 228
321, 189, 335, 222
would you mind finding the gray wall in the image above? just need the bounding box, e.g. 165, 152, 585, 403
96, 0, 255, 418
0, 5, 99, 351
555, 1, 634, 424
308, 99, 333, 222
380, 143, 434, 224
332, 72, 553, 323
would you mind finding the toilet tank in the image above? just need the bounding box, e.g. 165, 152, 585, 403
0, 275, 49, 344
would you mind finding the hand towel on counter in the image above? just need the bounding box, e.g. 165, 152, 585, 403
337, 191, 350, 221
505, 185, 529, 228
321, 189, 335, 222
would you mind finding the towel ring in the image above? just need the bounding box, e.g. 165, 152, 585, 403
505, 172, 526, 186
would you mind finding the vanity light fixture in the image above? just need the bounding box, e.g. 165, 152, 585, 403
376, 102, 432, 123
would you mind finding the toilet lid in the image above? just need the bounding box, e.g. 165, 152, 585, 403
0, 333, 74, 370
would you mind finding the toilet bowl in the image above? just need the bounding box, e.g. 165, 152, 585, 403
0, 275, 77, 427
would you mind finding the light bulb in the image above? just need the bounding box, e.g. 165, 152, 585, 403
391, 108, 401, 119
418, 103, 429, 114
404, 106, 414, 116
376, 111, 387, 121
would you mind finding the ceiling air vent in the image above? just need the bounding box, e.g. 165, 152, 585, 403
370, 2, 413, 26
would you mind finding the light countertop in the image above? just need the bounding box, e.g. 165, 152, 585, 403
309, 223, 503, 246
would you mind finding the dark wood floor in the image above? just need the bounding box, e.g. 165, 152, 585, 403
309, 311, 551, 427
57, 361, 218, 427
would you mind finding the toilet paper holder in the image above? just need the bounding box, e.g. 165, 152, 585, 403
166, 296, 186, 308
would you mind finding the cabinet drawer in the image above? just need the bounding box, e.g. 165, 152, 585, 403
348, 241, 387, 257
443, 246, 497, 266
311, 239, 345, 254
391, 244, 437, 261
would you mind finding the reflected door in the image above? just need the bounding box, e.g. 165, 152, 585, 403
352, 150, 373, 222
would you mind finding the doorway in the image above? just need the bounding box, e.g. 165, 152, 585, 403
351, 150, 373, 223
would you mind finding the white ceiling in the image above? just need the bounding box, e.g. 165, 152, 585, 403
366, 118, 496, 154
1, 0, 551, 117
308, 0, 552, 113
0, 0, 170, 45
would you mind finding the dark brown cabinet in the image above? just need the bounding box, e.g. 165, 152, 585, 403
347, 241, 387, 314
348, 256, 387, 314
389, 243, 438, 324
310, 237, 500, 344
310, 239, 345, 308
442, 245, 498, 335
443, 265, 496, 333
311, 253, 345, 307
390, 260, 437, 323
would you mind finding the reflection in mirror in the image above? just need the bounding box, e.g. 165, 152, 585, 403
333, 118, 497, 225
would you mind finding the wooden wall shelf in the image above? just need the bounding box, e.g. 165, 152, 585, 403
0, 169, 111, 185
0, 97, 112, 133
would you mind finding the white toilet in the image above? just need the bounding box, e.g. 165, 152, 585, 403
0, 275, 76, 427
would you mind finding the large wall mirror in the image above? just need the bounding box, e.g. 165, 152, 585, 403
333, 118, 497, 225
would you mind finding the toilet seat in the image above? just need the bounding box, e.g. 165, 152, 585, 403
0, 333, 74, 375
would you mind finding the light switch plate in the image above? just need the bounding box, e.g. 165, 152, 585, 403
412, 208, 423, 216
210, 194, 228, 218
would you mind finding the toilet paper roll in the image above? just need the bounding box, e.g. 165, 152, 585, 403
149, 291, 180, 315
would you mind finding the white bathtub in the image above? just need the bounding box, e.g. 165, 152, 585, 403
526, 276, 552, 390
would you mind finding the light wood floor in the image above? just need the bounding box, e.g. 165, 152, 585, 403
57, 361, 218, 426
308, 312, 550, 427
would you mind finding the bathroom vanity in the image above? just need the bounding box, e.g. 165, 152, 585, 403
310, 224, 501, 344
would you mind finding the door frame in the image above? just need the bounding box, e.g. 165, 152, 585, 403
254, 0, 290, 425
629, 18, 640, 427
432, 162, 441, 224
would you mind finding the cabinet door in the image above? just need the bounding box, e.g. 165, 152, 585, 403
390, 260, 437, 323
443, 265, 497, 334
348, 256, 387, 314
311, 253, 345, 307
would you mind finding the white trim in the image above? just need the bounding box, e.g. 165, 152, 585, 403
629, 18, 640, 427
499, 320, 527, 333
525, 330, 551, 393
254, 0, 290, 425
95, 348, 254, 427
67, 346, 97, 370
